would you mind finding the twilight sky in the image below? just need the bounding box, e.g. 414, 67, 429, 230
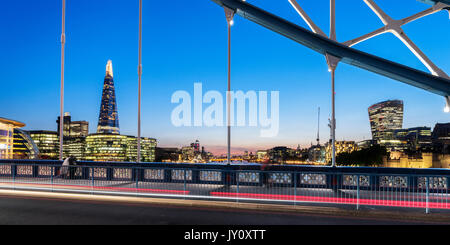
0, 0, 449, 154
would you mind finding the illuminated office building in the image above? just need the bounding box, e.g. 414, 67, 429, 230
378, 138, 408, 153
85, 134, 128, 162
191, 140, 200, 153
256, 150, 268, 161
356, 139, 377, 150
57, 112, 89, 137
13, 129, 39, 159
396, 127, 432, 151
84, 134, 156, 162
308, 144, 325, 163
28, 130, 59, 159
368, 100, 403, 142
125, 136, 157, 162
70, 121, 89, 137
97, 60, 120, 134
0, 117, 25, 159
325, 141, 357, 163
63, 136, 86, 160
181, 146, 195, 161
56, 112, 72, 137
375, 127, 432, 152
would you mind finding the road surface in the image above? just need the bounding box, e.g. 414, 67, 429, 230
0, 194, 446, 225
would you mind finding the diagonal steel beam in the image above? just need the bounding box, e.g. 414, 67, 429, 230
403, 2, 449, 24
288, 0, 326, 37
362, 0, 449, 78
419, 0, 450, 7
344, 2, 448, 47
210, 0, 450, 97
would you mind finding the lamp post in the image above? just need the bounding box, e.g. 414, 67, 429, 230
137, 0, 142, 163
326, 63, 337, 168
328, 0, 337, 168
225, 7, 234, 165
59, 0, 66, 161
330, 66, 336, 167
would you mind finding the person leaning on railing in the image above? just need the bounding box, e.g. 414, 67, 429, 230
58, 156, 76, 179
68, 157, 77, 179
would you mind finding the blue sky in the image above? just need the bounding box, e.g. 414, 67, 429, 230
0, 0, 449, 154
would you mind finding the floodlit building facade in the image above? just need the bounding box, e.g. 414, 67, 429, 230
256, 150, 268, 161
13, 129, 39, 159
84, 134, 128, 162
125, 136, 157, 162
63, 136, 86, 160
84, 134, 156, 162
28, 130, 59, 159
70, 121, 89, 137
0, 117, 25, 159
325, 141, 357, 163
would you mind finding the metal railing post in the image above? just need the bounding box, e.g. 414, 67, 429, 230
184, 170, 187, 199
357, 174, 360, 210
294, 171, 297, 206
91, 167, 94, 194
236, 170, 239, 203
426, 177, 430, 214
51, 166, 54, 192
135, 168, 139, 194
13, 164, 16, 190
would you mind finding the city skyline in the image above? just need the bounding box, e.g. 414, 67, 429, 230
1, 0, 449, 155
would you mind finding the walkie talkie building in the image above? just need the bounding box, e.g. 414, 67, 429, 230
368, 100, 404, 142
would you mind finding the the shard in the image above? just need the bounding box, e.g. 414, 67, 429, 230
97, 60, 120, 134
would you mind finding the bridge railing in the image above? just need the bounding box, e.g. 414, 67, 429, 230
0, 160, 448, 212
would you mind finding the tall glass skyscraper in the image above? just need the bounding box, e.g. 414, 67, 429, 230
368, 100, 404, 142
97, 60, 120, 134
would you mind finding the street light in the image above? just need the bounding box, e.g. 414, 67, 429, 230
59, 0, 66, 161
327, 0, 337, 168
225, 7, 234, 165
137, 0, 142, 163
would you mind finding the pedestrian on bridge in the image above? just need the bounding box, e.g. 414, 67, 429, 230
57, 157, 76, 179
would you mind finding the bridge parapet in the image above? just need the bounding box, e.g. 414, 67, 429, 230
0, 160, 448, 212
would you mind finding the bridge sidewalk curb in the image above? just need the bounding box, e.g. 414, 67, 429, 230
0, 189, 449, 224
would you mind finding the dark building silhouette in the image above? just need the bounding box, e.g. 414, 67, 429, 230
432, 123, 450, 153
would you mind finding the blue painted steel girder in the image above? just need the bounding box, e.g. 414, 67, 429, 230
210, 0, 450, 97
420, 0, 450, 5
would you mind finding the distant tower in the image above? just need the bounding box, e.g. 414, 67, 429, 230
97, 60, 120, 134
56, 112, 71, 137
316, 107, 320, 146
